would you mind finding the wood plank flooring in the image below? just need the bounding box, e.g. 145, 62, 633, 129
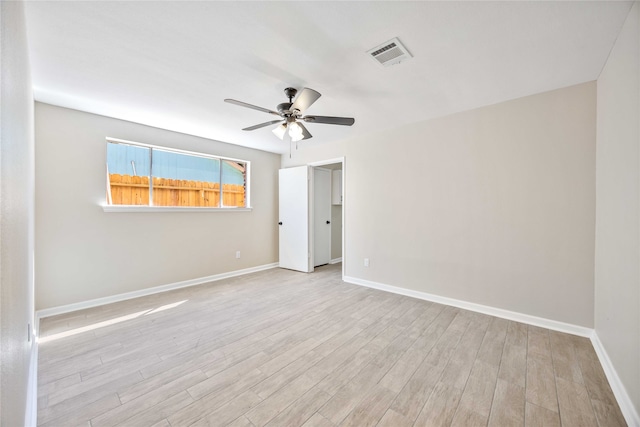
37, 264, 626, 426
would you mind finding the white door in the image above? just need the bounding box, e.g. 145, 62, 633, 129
313, 168, 331, 266
279, 166, 311, 272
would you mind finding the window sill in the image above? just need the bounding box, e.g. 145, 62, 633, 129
102, 205, 253, 213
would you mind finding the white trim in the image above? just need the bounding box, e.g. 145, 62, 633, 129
343, 276, 593, 337
102, 205, 252, 213
329, 257, 343, 264
37, 263, 278, 319
308, 157, 345, 167
590, 331, 640, 427
24, 336, 38, 427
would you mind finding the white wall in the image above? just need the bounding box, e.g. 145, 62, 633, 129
284, 82, 596, 327
595, 1, 640, 420
35, 103, 280, 310
0, 1, 36, 425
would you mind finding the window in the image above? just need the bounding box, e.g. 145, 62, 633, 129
106, 138, 248, 208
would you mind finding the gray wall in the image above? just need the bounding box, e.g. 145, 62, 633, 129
35, 103, 280, 310
283, 82, 596, 327
1, 1, 36, 425
595, 1, 640, 417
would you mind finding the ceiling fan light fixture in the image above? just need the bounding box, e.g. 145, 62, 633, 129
288, 121, 304, 142
272, 123, 287, 140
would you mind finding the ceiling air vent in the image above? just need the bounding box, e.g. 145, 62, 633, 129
367, 37, 412, 67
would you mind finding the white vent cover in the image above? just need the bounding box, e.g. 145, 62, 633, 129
367, 37, 412, 67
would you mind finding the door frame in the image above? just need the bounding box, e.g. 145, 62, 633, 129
308, 157, 345, 279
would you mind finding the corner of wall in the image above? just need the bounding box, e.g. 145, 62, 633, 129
591, 331, 640, 426
1, 0, 37, 425
594, 0, 640, 422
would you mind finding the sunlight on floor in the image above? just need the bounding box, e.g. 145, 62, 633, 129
38, 300, 188, 344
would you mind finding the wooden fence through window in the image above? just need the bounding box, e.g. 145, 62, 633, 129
108, 174, 245, 207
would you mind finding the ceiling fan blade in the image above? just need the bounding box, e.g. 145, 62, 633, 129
243, 120, 284, 131
297, 122, 313, 140
290, 88, 321, 114
224, 99, 280, 116
302, 115, 355, 126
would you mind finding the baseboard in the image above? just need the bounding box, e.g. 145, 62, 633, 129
37, 263, 279, 319
342, 276, 593, 337
24, 334, 38, 427
329, 257, 343, 265
590, 331, 640, 427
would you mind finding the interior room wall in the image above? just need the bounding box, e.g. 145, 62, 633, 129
35, 103, 280, 310
595, 1, 640, 419
283, 82, 596, 327
0, 1, 36, 425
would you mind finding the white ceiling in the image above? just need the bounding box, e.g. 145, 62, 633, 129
25, 1, 633, 154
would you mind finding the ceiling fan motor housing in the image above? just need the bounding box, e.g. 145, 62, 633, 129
277, 102, 293, 114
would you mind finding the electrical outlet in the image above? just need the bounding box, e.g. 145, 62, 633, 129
364, 258, 370, 267
236, 251, 241, 259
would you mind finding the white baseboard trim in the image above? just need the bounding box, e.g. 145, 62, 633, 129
590, 331, 640, 427
329, 257, 343, 265
37, 263, 279, 319
24, 336, 38, 427
343, 276, 593, 337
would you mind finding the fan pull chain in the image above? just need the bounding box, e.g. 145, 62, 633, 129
289, 138, 292, 159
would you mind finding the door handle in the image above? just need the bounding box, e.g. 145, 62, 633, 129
278, 222, 283, 225
326, 220, 331, 224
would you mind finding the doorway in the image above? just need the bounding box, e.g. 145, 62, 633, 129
278, 158, 345, 276
310, 158, 344, 276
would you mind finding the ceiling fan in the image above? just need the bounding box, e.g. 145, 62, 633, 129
224, 87, 355, 143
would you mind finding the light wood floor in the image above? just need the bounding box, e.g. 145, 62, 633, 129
37, 264, 626, 427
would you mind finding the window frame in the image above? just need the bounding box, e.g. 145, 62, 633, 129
103, 137, 251, 212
